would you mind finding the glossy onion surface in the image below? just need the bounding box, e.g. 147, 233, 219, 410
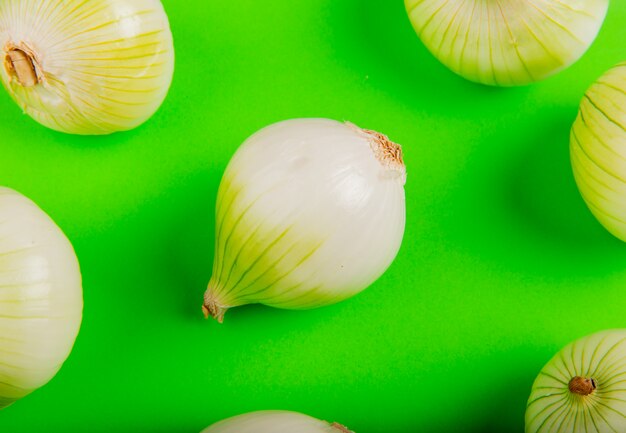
0, 0, 174, 134
526, 330, 626, 432
405, 0, 608, 86
0, 188, 82, 409
203, 119, 406, 322
571, 62, 626, 241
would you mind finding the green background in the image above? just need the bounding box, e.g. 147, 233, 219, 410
1, 1, 626, 432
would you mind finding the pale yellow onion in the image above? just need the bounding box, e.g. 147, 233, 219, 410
405, 0, 608, 86
203, 119, 406, 322
201, 411, 354, 433
0, 187, 82, 409
526, 330, 626, 432
570, 62, 626, 241
0, 0, 174, 135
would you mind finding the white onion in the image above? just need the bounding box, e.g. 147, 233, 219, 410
201, 411, 353, 433
526, 330, 626, 432
203, 118, 406, 322
0, 187, 82, 409
405, 0, 608, 86
570, 62, 626, 241
0, 0, 174, 135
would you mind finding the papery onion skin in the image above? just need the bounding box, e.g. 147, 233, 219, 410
405, 0, 609, 86
200, 410, 354, 433
0, 188, 82, 409
526, 330, 626, 433
203, 118, 406, 322
0, 0, 174, 135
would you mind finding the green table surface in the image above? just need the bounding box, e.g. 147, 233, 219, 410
2, 1, 626, 432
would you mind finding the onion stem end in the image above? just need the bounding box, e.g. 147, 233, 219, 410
331, 422, 353, 432
202, 300, 227, 323
346, 122, 406, 184
3, 41, 43, 87
568, 376, 597, 396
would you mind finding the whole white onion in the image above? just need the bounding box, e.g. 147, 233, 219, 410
0, 187, 82, 409
570, 62, 626, 241
203, 119, 406, 322
526, 330, 626, 432
0, 0, 174, 135
405, 0, 609, 86
201, 411, 353, 433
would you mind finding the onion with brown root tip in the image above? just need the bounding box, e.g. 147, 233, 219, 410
526, 329, 626, 432
0, 0, 174, 135
202, 118, 406, 322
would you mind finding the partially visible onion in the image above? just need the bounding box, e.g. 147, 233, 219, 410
200, 411, 354, 433
526, 330, 626, 432
0, 187, 82, 409
0, 0, 174, 135
570, 62, 626, 241
405, 0, 608, 86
